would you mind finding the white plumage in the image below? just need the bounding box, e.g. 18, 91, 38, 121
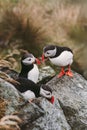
49, 51, 73, 66
28, 64, 39, 83
21, 90, 35, 100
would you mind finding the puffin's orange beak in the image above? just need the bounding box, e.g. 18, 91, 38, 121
42, 54, 45, 62
35, 58, 41, 65
48, 96, 54, 104
42, 54, 48, 62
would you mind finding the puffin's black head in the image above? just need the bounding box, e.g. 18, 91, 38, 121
42, 45, 57, 61
21, 53, 40, 65
43, 45, 56, 53
41, 84, 52, 93
40, 84, 54, 104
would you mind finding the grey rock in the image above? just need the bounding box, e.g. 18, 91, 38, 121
0, 78, 21, 114
0, 78, 44, 126
32, 98, 71, 130
38, 65, 56, 83
47, 71, 87, 130
0, 78, 71, 130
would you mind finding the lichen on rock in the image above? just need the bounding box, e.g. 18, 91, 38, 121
47, 71, 87, 130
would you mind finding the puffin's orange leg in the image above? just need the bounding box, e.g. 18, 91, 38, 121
58, 67, 65, 78
65, 65, 73, 77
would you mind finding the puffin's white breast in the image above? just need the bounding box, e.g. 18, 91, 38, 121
28, 64, 39, 83
49, 51, 73, 66
21, 90, 35, 100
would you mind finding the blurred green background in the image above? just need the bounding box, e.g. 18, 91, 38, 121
0, 0, 87, 79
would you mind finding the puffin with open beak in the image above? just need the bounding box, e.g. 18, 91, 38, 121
42, 45, 73, 78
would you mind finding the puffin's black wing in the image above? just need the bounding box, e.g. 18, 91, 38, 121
13, 77, 40, 97
19, 64, 33, 78
54, 46, 73, 57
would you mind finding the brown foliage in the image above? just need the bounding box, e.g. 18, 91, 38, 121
0, 98, 7, 119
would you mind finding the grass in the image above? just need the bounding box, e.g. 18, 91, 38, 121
0, 0, 87, 76
0, 0, 87, 48
0, 0, 52, 56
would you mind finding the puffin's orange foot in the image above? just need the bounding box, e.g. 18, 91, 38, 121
58, 71, 65, 78
65, 71, 73, 77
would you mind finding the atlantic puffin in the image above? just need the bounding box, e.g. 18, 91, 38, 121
42, 45, 73, 78
19, 53, 40, 83
11, 77, 54, 104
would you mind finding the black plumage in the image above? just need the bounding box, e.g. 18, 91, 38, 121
44, 45, 73, 58
19, 63, 33, 78
13, 77, 40, 97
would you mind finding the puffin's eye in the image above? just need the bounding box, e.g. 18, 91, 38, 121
46, 92, 50, 95
47, 52, 50, 54
28, 59, 31, 61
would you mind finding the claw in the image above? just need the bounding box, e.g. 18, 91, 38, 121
65, 65, 73, 77
58, 71, 65, 78
65, 71, 73, 77
58, 67, 65, 78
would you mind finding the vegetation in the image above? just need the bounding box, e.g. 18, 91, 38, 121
0, 0, 87, 76
0, 0, 51, 56
0, 0, 87, 128
0, 0, 87, 47
0, 98, 7, 119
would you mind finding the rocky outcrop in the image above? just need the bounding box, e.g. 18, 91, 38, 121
47, 71, 87, 130
0, 70, 87, 130
0, 78, 71, 130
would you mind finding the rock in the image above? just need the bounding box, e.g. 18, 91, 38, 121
38, 65, 56, 83
47, 71, 87, 130
32, 98, 71, 130
0, 78, 44, 128
1, 70, 87, 130
0, 78, 21, 115
0, 78, 71, 130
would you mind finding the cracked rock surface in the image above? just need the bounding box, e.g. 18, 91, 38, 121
47, 71, 87, 130
0, 70, 87, 130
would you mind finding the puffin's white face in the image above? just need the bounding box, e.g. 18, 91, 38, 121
44, 47, 57, 58
40, 87, 52, 99
22, 56, 36, 65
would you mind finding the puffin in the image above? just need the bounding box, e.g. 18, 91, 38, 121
42, 45, 73, 78
19, 53, 40, 83
11, 77, 54, 104
0, 53, 40, 83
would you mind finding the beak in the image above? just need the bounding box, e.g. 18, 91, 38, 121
42, 54, 48, 62
42, 54, 45, 61
35, 58, 41, 65
47, 96, 54, 104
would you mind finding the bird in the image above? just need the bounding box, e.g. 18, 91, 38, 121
0, 53, 40, 83
42, 45, 73, 78
0, 53, 54, 103
18, 53, 40, 83
11, 77, 54, 104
